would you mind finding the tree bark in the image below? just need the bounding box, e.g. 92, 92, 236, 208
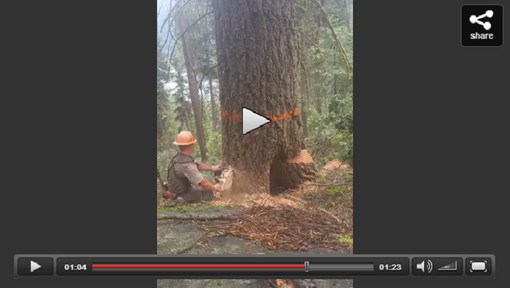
178, 13, 208, 161
213, 0, 315, 194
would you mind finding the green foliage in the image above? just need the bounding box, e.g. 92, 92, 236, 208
157, 149, 173, 182
334, 233, 353, 248
157, 0, 220, 166
306, 97, 353, 168
335, 25, 353, 63
301, 0, 353, 169
206, 131, 222, 164
327, 185, 349, 196
332, 130, 353, 166
329, 93, 353, 131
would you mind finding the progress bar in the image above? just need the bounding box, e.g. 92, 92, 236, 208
93, 264, 305, 270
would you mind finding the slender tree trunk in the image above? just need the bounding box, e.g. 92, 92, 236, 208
178, 13, 208, 161
315, 57, 323, 114
183, 102, 190, 131
299, 73, 309, 137
296, 32, 309, 137
199, 83, 205, 128
296, 0, 310, 137
208, 76, 218, 131
334, 53, 338, 96
213, 0, 315, 195
338, 0, 350, 28
301, 68, 310, 137
315, 0, 323, 114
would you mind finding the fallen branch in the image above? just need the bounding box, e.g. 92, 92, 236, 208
318, 207, 342, 225
258, 195, 272, 207
158, 214, 238, 221
304, 182, 350, 187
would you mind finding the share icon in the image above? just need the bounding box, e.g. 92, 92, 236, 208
469, 10, 493, 30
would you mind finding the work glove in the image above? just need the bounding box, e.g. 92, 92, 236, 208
163, 191, 176, 200
213, 182, 222, 192
211, 165, 223, 172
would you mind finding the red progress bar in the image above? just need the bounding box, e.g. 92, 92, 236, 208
93, 264, 304, 269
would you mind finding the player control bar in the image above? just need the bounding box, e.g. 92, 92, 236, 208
14, 254, 495, 279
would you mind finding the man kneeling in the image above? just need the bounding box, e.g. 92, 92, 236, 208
165, 131, 222, 203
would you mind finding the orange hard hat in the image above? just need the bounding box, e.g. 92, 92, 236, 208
173, 130, 197, 146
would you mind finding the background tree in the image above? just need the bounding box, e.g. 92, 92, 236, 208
177, 9, 208, 161
157, 38, 170, 148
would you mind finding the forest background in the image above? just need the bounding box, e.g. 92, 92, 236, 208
157, 0, 353, 188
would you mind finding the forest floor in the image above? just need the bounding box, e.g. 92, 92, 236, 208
157, 160, 353, 288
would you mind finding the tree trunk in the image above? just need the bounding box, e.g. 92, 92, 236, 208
182, 103, 190, 131
178, 13, 208, 161
338, 0, 350, 28
301, 69, 310, 137
213, 0, 315, 194
315, 0, 323, 114
315, 56, 323, 114
157, 111, 164, 140
203, 33, 219, 132
295, 1, 309, 137
208, 76, 218, 131
297, 34, 309, 137
334, 53, 338, 96
199, 82, 205, 129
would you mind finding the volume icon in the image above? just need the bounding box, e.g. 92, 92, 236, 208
426, 260, 433, 273
416, 261, 425, 273
416, 260, 433, 274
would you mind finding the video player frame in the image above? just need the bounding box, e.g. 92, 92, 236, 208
156, 0, 354, 286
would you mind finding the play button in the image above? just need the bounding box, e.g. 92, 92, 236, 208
243, 107, 271, 135
31, 261, 41, 272
17, 257, 53, 275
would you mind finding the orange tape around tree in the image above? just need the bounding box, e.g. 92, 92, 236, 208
220, 108, 299, 122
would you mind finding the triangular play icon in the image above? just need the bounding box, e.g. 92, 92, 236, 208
30, 261, 41, 272
242, 107, 271, 135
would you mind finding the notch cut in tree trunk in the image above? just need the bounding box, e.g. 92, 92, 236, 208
219, 150, 316, 201
270, 149, 316, 195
